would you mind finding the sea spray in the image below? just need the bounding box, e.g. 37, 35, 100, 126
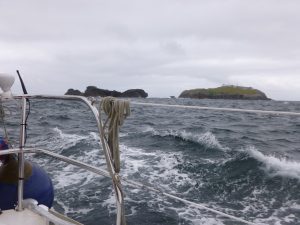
143, 126, 225, 150
245, 146, 300, 180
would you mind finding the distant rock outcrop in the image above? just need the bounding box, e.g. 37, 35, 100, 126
65, 86, 148, 98
121, 89, 148, 98
84, 86, 121, 97
179, 86, 269, 100
65, 89, 83, 96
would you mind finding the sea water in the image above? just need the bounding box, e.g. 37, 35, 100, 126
2, 98, 300, 225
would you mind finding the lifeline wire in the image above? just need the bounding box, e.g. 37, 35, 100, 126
121, 178, 258, 225
131, 102, 300, 116
4, 147, 258, 225
125, 101, 271, 224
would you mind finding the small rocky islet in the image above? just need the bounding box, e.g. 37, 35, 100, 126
178, 85, 270, 100
65, 86, 148, 98
65, 85, 269, 100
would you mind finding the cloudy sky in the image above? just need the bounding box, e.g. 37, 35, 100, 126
1, 0, 300, 100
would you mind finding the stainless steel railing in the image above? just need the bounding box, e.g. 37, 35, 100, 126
0, 148, 111, 179
4, 95, 125, 225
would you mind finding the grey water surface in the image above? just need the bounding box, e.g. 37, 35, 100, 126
2, 98, 300, 225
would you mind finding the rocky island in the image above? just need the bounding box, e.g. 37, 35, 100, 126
179, 85, 269, 100
65, 86, 148, 98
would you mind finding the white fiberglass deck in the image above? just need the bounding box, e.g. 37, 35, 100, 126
0, 209, 47, 225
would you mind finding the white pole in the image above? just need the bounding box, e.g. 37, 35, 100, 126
17, 97, 26, 211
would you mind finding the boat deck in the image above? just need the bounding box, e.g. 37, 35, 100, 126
0, 209, 47, 225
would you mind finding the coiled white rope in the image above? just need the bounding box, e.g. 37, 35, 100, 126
98, 97, 130, 225
100, 97, 130, 173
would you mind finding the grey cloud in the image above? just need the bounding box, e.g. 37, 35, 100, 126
1, 0, 300, 100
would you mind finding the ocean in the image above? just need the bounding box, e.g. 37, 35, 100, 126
2, 98, 300, 225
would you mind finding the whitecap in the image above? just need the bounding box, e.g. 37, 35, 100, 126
88, 132, 100, 141
101, 191, 117, 216
245, 146, 300, 180
41, 127, 99, 152
120, 144, 196, 190
190, 217, 225, 225
143, 126, 225, 150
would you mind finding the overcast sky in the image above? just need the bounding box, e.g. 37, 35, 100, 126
1, 0, 300, 100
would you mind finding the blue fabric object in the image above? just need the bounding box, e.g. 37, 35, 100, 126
0, 137, 8, 150
0, 163, 54, 210
0, 137, 9, 161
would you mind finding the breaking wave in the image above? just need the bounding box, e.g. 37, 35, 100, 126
120, 144, 196, 190
144, 126, 225, 150
245, 146, 300, 180
36, 127, 100, 152
13, 98, 300, 225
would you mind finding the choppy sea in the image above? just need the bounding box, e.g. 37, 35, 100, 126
2, 98, 300, 225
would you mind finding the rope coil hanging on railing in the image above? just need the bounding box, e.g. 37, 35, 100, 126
100, 97, 130, 173
98, 99, 259, 225
98, 96, 130, 225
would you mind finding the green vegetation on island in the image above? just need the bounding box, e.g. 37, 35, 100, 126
179, 85, 269, 100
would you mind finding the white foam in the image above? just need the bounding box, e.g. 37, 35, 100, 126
28, 125, 300, 224
28, 127, 88, 152
55, 199, 71, 214
251, 199, 300, 225
52, 127, 87, 150
101, 191, 117, 215
26, 128, 109, 217
118, 143, 209, 222
52, 164, 97, 189
120, 142, 300, 224
144, 126, 224, 149
88, 132, 100, 141
30, 128, 101, 153
186, 131, 223, 149
190, 217, 225, 225
172, 206, 226, 225
120, 144, 196, 190
55, 198, 93, 215
245, 146, 300, 180
143, 126, 159, 135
